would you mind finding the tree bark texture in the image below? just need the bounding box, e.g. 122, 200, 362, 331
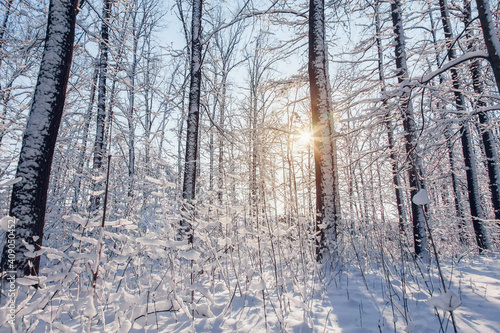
90, 0, 111, 212
1, 0, 79, 276
475, 0, 500, 93
390, 0, 428, 258
374, 0, 407, 233
440, 0, 490, 251
182, 0, 202, 202
180, 0, 203, 243
308, 0, 341, 261
464, 0, 500, 223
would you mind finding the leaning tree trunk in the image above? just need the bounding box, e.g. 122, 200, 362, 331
390, 0, 428, 258
1, 0, 79, 276
439, 0, 489, 251
475, 0, 500, 93
308, 0, 341, 261
181, 0, 203, 243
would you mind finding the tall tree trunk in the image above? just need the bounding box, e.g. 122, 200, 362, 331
90, 0, 111, 212
1, 0, 79, 276
72, 65, 99, 212
475, 0, 500, 93
0, 0, 14, 147
209, 72, 218, 205
0, 0, 13, 69
439, 0, 490, 251
249, 58, 259, 219
374, 0, 407, 232
308, 0, 341, 260
390, 0, 428, 258
428, 7, 468, 243
143, 31, 154, 208
181, 0, 203, 242
464, 0, 500, 223
126, 5, 144, 210
218, 71, 227, 205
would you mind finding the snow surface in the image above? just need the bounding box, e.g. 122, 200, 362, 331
412, 189, 430, 206
1, 253, 499, 332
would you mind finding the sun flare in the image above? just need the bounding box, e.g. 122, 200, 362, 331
298, 130, 312, 144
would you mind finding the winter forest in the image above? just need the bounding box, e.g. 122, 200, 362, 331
1, 0, 500, 331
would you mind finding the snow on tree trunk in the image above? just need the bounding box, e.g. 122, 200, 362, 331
440, 0, 490, 251
127, 7, 141, 206
0, 0, 14, 147
390, 0, 428, 258
181, 0, 203, 242
72, 65, 99, 212
218, 71, 228, 205
0, 0, 13, 70
374, 0, 407, 233
90, 0, 111, 213
464, 0, 500, 224
249, 47, 259, 219
475, 0, 500, 93
0, 0, 79, 276
445, 127, 468, 243
308, 0, 341, 261
427, 6, 468, 243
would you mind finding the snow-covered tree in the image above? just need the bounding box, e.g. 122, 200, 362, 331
1, 0, 79, 276
308, 0, 341, 260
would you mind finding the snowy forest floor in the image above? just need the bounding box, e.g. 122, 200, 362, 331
1, 251, 499, 332
0, 210, 499, 332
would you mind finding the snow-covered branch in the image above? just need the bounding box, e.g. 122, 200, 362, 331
417, 50, 489, 85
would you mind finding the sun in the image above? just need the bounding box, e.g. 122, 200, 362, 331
297, 130, 312, 144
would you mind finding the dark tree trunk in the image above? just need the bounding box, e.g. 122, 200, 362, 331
0, 0, 13, 69
464, 0, 500, 223
427, 7, 468, 243
374, 0, 407, 233
72, 65, 99, 212
439, 0, 490, 251
308, 0, 341, 261
475, 0, 500, 93
390, 0, 428, 258
0, 0, 14, 147
249, 54, 259, 218
218, 72, 227, 205
90, 0, 111, 212
181, 0, 203, 243
1, 0, 79, 276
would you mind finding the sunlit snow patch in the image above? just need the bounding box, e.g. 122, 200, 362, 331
427, 290, 461, 311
